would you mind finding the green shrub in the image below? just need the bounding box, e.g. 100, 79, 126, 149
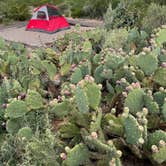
0, 0, 30, 23
142, 3, 166, 33
104, 0, 148, 29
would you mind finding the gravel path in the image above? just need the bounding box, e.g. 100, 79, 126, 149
0, 21, 94, 47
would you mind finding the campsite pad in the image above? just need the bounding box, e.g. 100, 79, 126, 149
0, 22, 94, 47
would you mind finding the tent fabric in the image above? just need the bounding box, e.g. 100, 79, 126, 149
26, 4, 70, 33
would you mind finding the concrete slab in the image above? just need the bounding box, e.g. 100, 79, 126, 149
0, 23, 93, 47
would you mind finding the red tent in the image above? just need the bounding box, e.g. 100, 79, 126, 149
26, 4, 70, 33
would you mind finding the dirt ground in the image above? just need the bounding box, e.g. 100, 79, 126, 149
0, 21, 94, 47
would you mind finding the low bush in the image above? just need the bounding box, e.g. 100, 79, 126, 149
104, 0, 148, 29
142, 3, 166, 33
0, 0, 30, 23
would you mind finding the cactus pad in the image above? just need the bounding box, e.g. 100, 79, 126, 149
153, 68, 166, 87
124, 89, 145, 115
62, 144, 90, 166
5, 100, 28, 118
75, 86, 89, 113
25, 90, 44, 110
17, 127, 33, 140
124, 115, 142, 144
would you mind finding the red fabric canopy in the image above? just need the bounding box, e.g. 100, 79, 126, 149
26, 4, 70, 33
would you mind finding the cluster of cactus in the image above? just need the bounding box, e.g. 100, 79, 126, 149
0, 24, 166, 166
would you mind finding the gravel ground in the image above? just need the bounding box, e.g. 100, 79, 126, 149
0, 22, 94, 47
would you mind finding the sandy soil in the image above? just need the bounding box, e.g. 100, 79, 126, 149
0, 22, 94, 47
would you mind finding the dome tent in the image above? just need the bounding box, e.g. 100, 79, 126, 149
26, 4, 70, 33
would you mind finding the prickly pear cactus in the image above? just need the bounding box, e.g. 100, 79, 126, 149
136, 51, 158, 75
162, 100, 166, 121
154, 26, 166, 47
146, 130, 166, 150
17, 127, 32, 140
71, 67, 83, 84
5, 100, 28, 119
25, 90, 44, 110
62, 144, 90, 166
151, 145, 166, 164
143, 94, 160, 115
6, 118, 23, 134
75, 86, 89, 113
124, 114, 143, 145
1, 25, 166, 166
153, 68, 166, 87
124, 89, 145, 115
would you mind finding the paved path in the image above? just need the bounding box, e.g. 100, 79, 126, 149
0, 22, 94, 47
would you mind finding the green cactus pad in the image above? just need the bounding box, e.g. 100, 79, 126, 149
124, 115, 142, 145
79, 62, 91, 77
152, 146, 166, 164
59, 123, 80, 139
71, 68, 83, 84
75, 86, 89, 113
136, 53, 158, 75
60, 64, 71, 76
42, 60, 57, 80
154, 91, 166, 108
25, 90, 44, 110
84, 82, 101, 110
94, 65, 104, 83
124, 89, 145, 115
62, 144, 90, 166
104, 114, 124, 136
143, 94, 160, 114
17, 127, 33, 140
82, 40, 92, 52
155, 28, 166, 47
146, 130, 166, 150
162, 101, 166, 121
105, 54, 125, 70
6, 118, 23, 134
5, 100, 28, 118
50, 100, 71, 117
153, 68, 166, 87
93, 54, 101, 64
0, 37, 5, 49
101, 69, 113, 79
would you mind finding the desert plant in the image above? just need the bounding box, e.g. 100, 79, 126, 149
142, 3, 166, 33
104, 0, 148, 29
0, 25, 166, 165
